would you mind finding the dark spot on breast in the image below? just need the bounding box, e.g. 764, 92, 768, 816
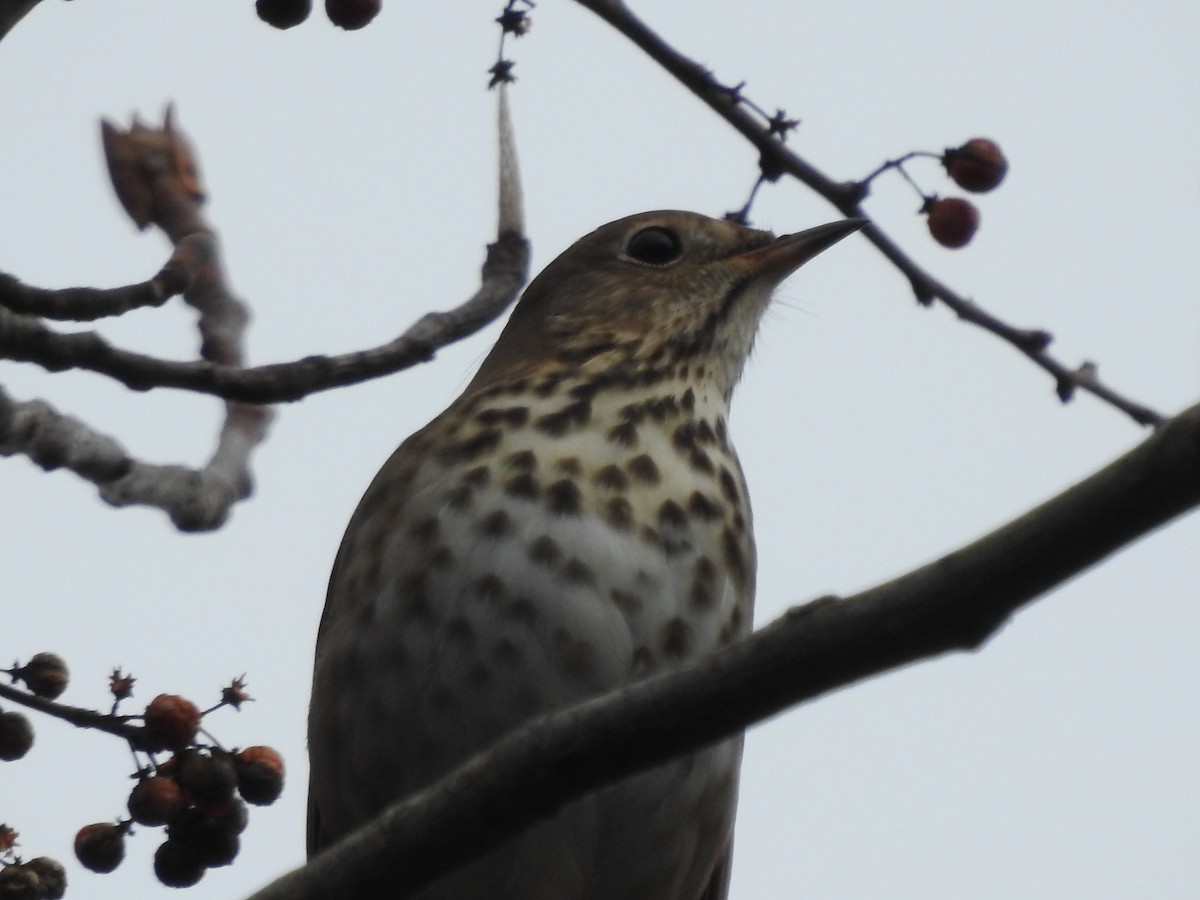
528, 535, 562, 567
505, 597, 538, 626
673, 421, 697, 452
453, 429, 502, 462
546, 479, 582, 516
695, 419, 716, 444
715, 416, 729, 449
554, 457, 582, 476
661, 617, 693, 659
689, 448, 714, 474
463, 465, 491, 488
594, 465, 629, 491
444, 616, 474, 648
475, 574, 505, 602
534, 400, 593, 437
535, 375, 563, 396
409, 516, 439, 545
476, 406, 530, 428
619, 404, 646, 424
477, 508, 513, 538
626, 454, 661, 484
607, 421, 639, 447
562, 558, 595, 585
492, 638, 522, 668
688, 491, 723, 521
658, 499, 688, 530
504, 472, 541, 500
445, 483, 474, 512
604, 497, 634, 530
505, 450, 538, 471
645, 395, 680, 422
722, 527, 749, 587
718, 466, 740, 504
610, 588, 642, 614
681, 387, 696, 412
689, 556, 718, 610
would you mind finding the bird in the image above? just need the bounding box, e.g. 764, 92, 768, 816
307, 210, 862, 899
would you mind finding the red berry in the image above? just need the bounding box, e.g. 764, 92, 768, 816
326, 0, 381, 30
926, 197, 980, 249
0, 864, 42, 900
74, 822, 126, 874
141, 694, 201, 751
0, 711, 34, 761
168, 808, 240, 868
15, 652, 69, 699
24, 857, 67, 899
153, 839, 206, 888
256, 0, 312, 29
234, 745, 286, 805
944, 138, 1008, 193
204, 798, 249, 836
176, 749, 238, 807
128, 776, 187, 826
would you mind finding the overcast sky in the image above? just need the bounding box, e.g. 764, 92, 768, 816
2, 2, 1198, 898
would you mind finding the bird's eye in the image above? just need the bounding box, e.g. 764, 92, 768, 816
625, 227, 683, 266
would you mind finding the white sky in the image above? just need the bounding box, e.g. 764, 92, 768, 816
2, 2, 1198, 898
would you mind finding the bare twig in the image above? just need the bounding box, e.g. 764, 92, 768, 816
571, 0, 1164, 428
0, 93, 530, 405
0, 242, 193, 320
0, 680, 143, 745
249, 400, 1200, 899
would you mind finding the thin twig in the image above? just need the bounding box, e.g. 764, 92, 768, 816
571, 0, 1165, 428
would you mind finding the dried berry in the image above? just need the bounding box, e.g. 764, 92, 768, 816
204, 798, 249, 836
74, 822, 126, 874
128, 776, 186, 826
0, 711, 33, 761
109, 668, 135, 702
142, 694, 201, 752
944, 138, 1008, 193
326, 0, 381, 30
0, 863, 41, 900
221, 676, 252, 710
234, 745, 285, 805
176, 749, 237, 807
926, 197, 980, 249
15, 653, 69, 699
256, 0, 313, 29
24, 857, 67, 900
168, 808, 240, 868
153, 839, 206, 888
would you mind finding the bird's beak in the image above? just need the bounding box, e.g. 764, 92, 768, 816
732, 218, 866, 281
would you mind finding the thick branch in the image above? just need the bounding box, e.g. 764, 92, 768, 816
249, 400, 1200, 900
572, 0, 1164, 428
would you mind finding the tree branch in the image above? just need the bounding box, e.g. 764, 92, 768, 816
571, 0, 1164, 428
248, 400, 1200, 900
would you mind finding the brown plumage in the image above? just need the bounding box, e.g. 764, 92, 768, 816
307, 210, 861, 898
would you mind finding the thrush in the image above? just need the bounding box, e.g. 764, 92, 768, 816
307, 210, 861, 899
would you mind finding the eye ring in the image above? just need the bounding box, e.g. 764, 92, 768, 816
624, 226, 683, 267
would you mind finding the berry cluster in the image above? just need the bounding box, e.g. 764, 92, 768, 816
0, 824, 67, 900
76, 742, 283, 887
255, 0, 382, 30
860, 137, 1008, 249
925, 138, 1008, 248
3, 654, 284, 891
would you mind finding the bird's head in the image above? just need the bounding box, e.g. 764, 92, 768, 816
470, 210, 862, 399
